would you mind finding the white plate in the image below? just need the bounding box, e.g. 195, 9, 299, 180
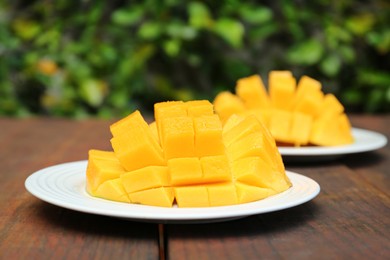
25, 161, 320, 224
278, 128, 387, 162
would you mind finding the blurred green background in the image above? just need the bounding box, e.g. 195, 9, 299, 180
0, 0, 389, 118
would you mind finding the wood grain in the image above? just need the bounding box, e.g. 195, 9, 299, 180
0, 118, 159, 259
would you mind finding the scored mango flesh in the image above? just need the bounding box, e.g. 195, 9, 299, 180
86, 100, 291, 207
214, 71, 354, 147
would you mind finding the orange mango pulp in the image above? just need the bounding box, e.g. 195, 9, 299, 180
86, 100, 291, 207
213, 71, 354, 147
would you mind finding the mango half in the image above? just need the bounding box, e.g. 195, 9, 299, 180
214, 71, 354, 147
86, 100, 291, 207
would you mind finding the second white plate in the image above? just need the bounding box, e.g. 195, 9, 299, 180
25, 161, 320, 224
278, 128, 387, 161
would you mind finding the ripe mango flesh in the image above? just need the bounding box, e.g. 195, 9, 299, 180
213, 71, 354, 147
86, 100, 291, 207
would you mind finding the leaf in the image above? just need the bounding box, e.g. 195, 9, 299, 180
12, 19, 41, 40
166, 22, 197, 40
188, 2, 213, 29
79, 79, 108, 107
213, 18, 244, 48
112, 8, 143, 26
239, 5, 273, 24
138, 22, 162, 40
346, 13, 375, 36
287, 39, 324, 65
163, 39, 181, 57
320, 54, 341, 77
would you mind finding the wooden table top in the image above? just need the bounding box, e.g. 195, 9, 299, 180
0, 114, 389, 259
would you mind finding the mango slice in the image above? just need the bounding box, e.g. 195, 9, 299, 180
86, 100, 291, 207
213, 71, 354, 147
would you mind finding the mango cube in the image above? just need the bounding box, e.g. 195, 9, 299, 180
200, 155, 231, 183
174, 186, 209, 207
235, 182, 273, 204
86, 150, 126, 195
236, 75, 270, 109
168, 157, 203, 186
213, 91, 246, 123
186, 100, 214, 117
120, 166, 169, 193
290, 112, 313, 146
207, 183, 238, 206
110, 110, 165, 171
233, 156, 290, 193
193, 115, 225, 157
160, 116, 195, 159
269, 70, 296, 110
129, 187, 174, 207
94, 178, 130, 203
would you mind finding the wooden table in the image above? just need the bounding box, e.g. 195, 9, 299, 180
0, 115, 389, 259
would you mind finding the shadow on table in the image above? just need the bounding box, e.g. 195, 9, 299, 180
342, 151, 387, 169
31, 200, 158, 239
282, 150, 386, 168
165, 201, 320, 238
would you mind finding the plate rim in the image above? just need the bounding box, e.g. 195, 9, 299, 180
278, 127, 387, 157
25, 161, 320, 223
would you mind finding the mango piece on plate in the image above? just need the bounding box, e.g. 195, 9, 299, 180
193, 115, 225, 157
269, 70, 296, 110
268, 109, 293, 143
236, 75, 270, 109
235, 182, 274, 204
86, 149, 126, 195
94, 178, 130, 203
233, 156, 290, 193
289, 112, 313, 146
154, 101, 187, 142
110, 110, 165, 171
200, 155, 232, 183
160, 116, 195, 159
168, 157, 203, 186
129, 187, 175, 207
207, 183, 238, 207
293, 75, 321, 105
120, 166, 170, 193
310, 113, 353, 146
213, 91, 246, 123
174, 186, 209, 207
321, 93, 344, 115
186, 100, 214, 117
223, 115, 263, 147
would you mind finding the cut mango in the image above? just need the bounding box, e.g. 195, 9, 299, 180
120, 166, 169, 193
86, 99, 292, 207
110, 110, 165, 171
129, 187, 175, 208
193, 115, 225, 157
160, 116, 195, 159
235, 182, 273, 204
174, 186, 209, 207
236, 75, 270, 109
213, 71, 353, 147
168, 157, 203, 186
94, 178, 130, 203
86, 149, 126, 195
269, 70, 296, 110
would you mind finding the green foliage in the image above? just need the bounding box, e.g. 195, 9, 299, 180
0, 0, 389, 117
